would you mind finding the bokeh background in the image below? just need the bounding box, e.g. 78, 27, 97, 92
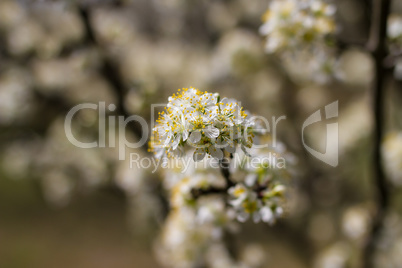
1, 0, 402, 267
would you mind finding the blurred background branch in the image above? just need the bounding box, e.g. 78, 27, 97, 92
363, 0, 392, 267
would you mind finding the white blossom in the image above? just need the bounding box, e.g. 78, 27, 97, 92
150, 87, 256, 161
259, 0, 339, 83
388, 14, 402, 45
227, 144, 293, 225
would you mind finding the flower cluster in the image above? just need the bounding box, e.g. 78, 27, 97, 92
259, 0, 336, 53
156, 200, 266, 268
155, 198, 235, 268
150, 87, 256, 161
228, 183, 285, 224
152, 90, 295, 267
156, 155, 269, 268
259, 0, 339, 83
227, 144, 292, 224
158, 141, 292, 226
169, 169, 226, 210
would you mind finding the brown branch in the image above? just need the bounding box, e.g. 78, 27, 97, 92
191, 157, 234, 199
219, 157, 235, 188
362, 0, 392, 267
191, 186, 228, 199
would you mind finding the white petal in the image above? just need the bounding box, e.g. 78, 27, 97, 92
241, 145, 252, 157
225, 120, 234, 127
233, 118, 244, 125
325, 5, 336, 16
232, 128, 242, 139
216, 138, 227, 149
197, 207, 214, 224
204, 94, 217, 106
187, 108, 198, 119
237, 212, 249, 222
219, 97, 228, 109
205, 106, 219, 115
188, 131, 201, 144
182, 130, 189, 141
228, 186, 235, 195
171, 146, 184, 158
154, 148, 165, 159
163, 132, 173, 146
193, 148, 206, 162
172, 135, 181, 150
204, 126, 219, 139
209, 146, 223, 160
229, 198, 244, 208
260, 207, 274, 224
245, 174, 257, 187
225, 144, 236, 154
259, 22, 274, 35
275, 207, 284, 217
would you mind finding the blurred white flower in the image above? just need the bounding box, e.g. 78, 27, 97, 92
388, 14, 402, 80
0, 69, 33, 124
388, 14, 402, 45
342, 205, 370, 241
228, 183, 249, 206
240, 244, 266, 268
260, 0, 339, 83
227, 148, 290, 224
314, 242, 350, 268
0, 0, 26, 29
382, 132, 402, 186
34, 119, 109, 206
260, 0, 336, 53
205, 243, 245, 268
41, 170, 73, 207
0, 141, 38, 178
155, 197, 234, 268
